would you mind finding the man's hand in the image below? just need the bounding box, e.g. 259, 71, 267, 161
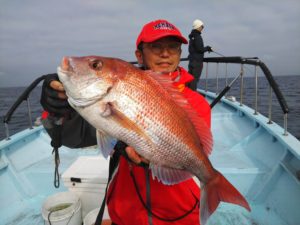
207, 46, 213, 53
40, 73, 73, 116
125, 146, 149, 165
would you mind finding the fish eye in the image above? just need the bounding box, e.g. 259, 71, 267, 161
89, 59, 103, 70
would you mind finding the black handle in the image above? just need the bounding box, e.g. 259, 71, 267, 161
210, 86, 231, 109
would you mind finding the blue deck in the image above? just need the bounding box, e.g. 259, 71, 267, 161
205, 91, 300, 225
0, 91, 300, 225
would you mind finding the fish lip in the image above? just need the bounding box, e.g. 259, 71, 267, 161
57, 66, 72, 84
57, 66, 66, 73
57, 66, 71, 78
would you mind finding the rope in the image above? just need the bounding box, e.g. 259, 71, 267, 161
50, 123, 62, 188
53, 147, 60, 188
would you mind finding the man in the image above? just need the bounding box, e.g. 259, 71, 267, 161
188, 19, 212, 91
40, 19, 211, 225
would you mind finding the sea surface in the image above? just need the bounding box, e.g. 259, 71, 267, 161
0, 75, 299, 141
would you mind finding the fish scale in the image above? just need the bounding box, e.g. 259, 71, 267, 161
111, 79, 192, 166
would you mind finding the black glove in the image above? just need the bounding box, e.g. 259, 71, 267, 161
40, 73, 74, 116
207, 46, 213, 52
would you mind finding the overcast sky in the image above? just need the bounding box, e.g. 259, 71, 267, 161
0, 0, 300, 87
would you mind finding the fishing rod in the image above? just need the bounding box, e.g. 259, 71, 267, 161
207, 49, 241, 109
209, 72, 242, 109
208, 49, 259, 109
211, 49, 225, 57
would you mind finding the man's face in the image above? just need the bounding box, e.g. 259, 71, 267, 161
135, 37, 182, 73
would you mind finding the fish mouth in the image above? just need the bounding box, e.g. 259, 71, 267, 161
57, 66, 72, 81
57, 67, 104, 108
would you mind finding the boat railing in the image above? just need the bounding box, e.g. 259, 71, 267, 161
2, 56, 289, 140
180, 56, 289, 136
2, 75, 47, 140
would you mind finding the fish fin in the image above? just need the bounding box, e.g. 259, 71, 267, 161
150, 163, 193, 185
184, 107, 213, 156
96, 130, 117, 158
109, 102, 152, 144
200, 171, 251, 225
147, 71, 213, 156
99, 102, 112, 117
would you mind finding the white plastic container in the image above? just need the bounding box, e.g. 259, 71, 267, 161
62, 156, 109, 218
42, 191, 82, 225
83, 208, 99, 225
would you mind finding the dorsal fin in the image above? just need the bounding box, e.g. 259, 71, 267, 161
145, 71, 213, 156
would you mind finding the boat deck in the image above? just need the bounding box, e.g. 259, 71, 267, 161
205, 91, 300, 225
1, 92, 300, 225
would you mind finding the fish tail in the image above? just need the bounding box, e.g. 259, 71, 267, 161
200, 171, 251, 225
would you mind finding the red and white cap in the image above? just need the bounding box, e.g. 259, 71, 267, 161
136, 19, 188, 48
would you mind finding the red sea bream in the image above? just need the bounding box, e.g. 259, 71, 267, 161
57, 55, 250, 224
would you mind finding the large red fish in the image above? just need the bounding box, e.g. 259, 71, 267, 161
57, 56, 250, 224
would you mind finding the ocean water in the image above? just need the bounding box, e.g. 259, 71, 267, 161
0, 75, 299, 141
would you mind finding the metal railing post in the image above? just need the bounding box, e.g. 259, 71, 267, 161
205, 62, 208, 92
283, 113, 288, 136
225, 64, 228, 86
224, 63, 229, 97
268, 86, 273, 124
240, 64, 244, 106
5, 123, 10, 140
26, 98, 33, 129
254, 64, 258, 115
216, 63, 219, 94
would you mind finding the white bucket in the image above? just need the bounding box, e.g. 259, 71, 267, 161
42, 191, 82, 225
83, 208, 99, 225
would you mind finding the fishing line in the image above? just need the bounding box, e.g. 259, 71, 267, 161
211, 50, 225, 57
211, 49, 258, 74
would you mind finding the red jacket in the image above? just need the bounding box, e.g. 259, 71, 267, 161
107, 67, 211, 225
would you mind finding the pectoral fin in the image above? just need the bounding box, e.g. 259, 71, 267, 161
150, 163, 193, 185
96, 130, 117, 158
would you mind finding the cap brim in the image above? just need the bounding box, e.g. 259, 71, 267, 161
143, 33, 188, 44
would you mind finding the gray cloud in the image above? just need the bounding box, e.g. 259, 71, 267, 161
0, 0, 299, 87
